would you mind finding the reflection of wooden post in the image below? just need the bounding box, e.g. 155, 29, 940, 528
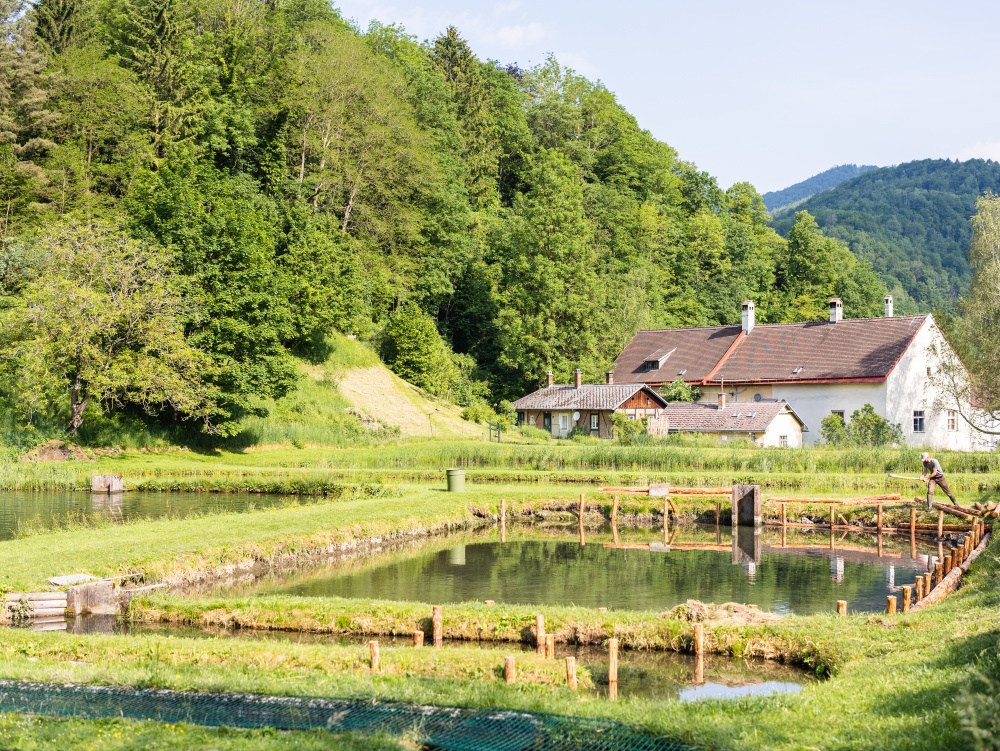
545, 634, 555, 660
504, 657, 515, 684
608, 638, 619, 701
886, 596, 896, 614
500, 499, 507, 543
937, 509, 944, 539
611, 496, 620, 547
781, 524, 787, 548
693, 623, 704, 654
830, 527, 835, 551
432, 606, 443, 646
369, 640, 380, 672
694, 653, 705, 685
413, 630, 424, 647
578, 494, 586, 547
663, 499, 670, 546
565, 657, 578, 690
877, 532, 883, 557
902, 586, 912, 612
535, 614, 545, 655
837, 600, 847, 616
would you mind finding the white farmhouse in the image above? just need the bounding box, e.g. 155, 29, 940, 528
612, 296, 982, 450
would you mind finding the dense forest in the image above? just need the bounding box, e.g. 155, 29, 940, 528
0, 0, 888, 443
763, 164, 876, 214
771, 159, 1000, 313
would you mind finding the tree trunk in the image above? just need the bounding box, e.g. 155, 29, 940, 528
68, 376, 90, 436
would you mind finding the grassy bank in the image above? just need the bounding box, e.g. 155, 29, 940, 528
1, 534, 997, 750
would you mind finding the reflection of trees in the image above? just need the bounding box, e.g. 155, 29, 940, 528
277, 532, 932, 614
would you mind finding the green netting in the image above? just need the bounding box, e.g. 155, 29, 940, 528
0, 680, 692, 750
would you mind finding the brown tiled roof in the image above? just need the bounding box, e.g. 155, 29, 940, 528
612, 326, 744, 384
513, 384, 667, 411
711, 315, 928, 383
612, 315, 929, 386
662, 401, 805, 433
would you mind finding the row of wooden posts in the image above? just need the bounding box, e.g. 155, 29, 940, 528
835, 518, 988, 615
364, 606, 707, 700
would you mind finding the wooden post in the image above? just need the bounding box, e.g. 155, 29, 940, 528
715, 501, 721, 526
535, 614, 545, 655
943, 556, 952, 575
545, 634, 555, 660
578, 494, 586, 547
830, 505, 835, 530
877, 504, 883, 533
693, 623, 704, 654
500, 499, 507, 544
837, 600, 847, 616
915, 577, 924, 601
886, 595, 896, 614
934, 562, 943, 587
924, 572, 932, 593
504, 656, 515, 684
910, 507, 917, 559
780, 502, 787, 529
611, 496, 620, 547
937, 509, 944, 538
369, 640, 380, 672
413, 630, 424, 647
565, 656, 578, 690
952, 548, 961, 569
432, 606, 443, 647
902, 585, 912, 612
608, 638, 619, 701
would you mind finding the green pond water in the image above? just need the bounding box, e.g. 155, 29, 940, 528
249, 525, 940, 615
0, 490, 307, 540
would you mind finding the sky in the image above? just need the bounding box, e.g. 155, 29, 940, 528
330, 0, 1000, 194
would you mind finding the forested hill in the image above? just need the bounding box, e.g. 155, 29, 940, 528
0, 0, 887, 442
770, 159, 1000, 313
763, 164, 877, 214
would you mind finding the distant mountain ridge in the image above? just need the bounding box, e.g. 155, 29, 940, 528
769, 158, 1000, 313
764, 164, 878, 213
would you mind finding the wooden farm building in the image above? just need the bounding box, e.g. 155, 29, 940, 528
513, 369, 666, 438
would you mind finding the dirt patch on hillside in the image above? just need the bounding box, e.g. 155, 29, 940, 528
21, 440, 92, 463
337, 366, 482, 439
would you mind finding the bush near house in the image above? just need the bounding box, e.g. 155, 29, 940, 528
820, 404, 904, 446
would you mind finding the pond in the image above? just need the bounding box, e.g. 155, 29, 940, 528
0, 490, 306, 540
242, 524, 941, 615
52, 616, 813, 702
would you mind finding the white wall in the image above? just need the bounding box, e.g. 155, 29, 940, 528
762, 411, 804, 448
766, 382, 886, 447
886, 318, 977, 451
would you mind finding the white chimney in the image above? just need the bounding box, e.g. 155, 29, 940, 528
884, 295, 894, 318
546, 371, 554, 387
574, 368, 582, 389
741, 300, 755, 335
717, 392, 726, 410
829, 298, 843, 324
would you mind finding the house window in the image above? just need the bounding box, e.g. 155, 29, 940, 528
543, 413, 552, 431
947, 410, 957, 431
831, 410, 845, 421
779, 435, 789, 448
517, 411, 525, 426
590, 413, 599, 431
926, 367, 932, 377
913, 410, 926, 433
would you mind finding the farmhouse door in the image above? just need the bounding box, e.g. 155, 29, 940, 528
559, 414, 569, 438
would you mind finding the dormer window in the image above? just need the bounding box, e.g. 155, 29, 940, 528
643, 347, 676, 371
791, 366, 803, 375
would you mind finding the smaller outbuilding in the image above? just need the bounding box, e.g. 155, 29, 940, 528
661, 396, 807, 447
514, 369, 667, 439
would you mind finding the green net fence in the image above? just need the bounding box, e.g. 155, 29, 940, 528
0, 680, 693, 750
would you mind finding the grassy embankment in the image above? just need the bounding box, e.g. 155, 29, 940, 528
0, 491, 995, 750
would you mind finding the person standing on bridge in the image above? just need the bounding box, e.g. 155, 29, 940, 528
920, 452, 958, 511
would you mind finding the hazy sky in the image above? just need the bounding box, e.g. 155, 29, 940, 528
331, 0, 1000, 194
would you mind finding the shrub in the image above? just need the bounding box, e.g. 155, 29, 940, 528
658, 377, 702, 403
820, 413, 848, 445
461, 398, 495, 424
611, 412, 646, 444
